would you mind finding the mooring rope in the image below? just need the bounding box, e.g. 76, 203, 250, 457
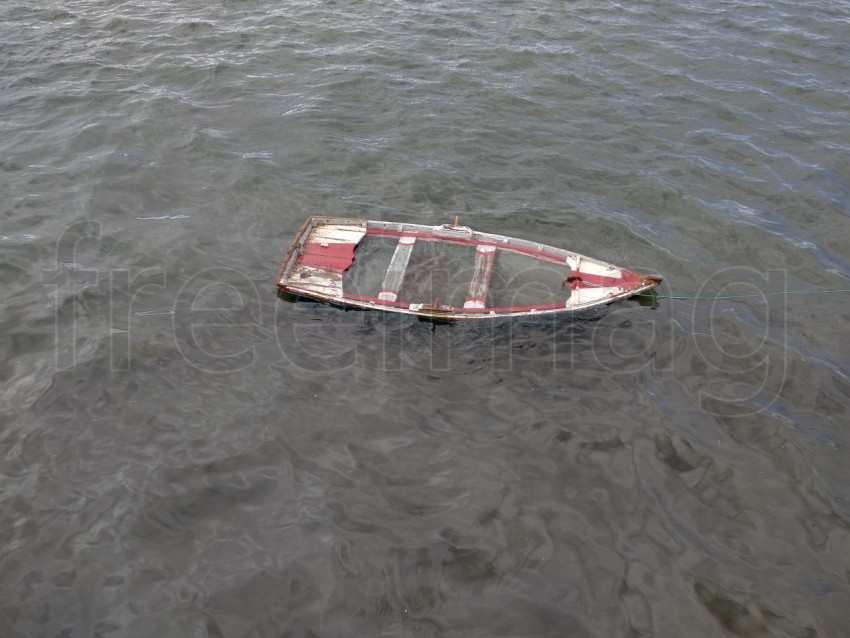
648, 288, 850, 301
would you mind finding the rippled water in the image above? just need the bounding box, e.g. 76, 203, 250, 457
2, 0, 849, 635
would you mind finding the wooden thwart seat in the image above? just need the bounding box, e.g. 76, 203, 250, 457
463, 245, 496, 309
378, 236, 416, 302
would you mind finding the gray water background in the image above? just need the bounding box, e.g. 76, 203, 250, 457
2, 0, 850, 636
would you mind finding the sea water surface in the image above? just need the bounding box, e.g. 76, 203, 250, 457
2, 0, 850, 636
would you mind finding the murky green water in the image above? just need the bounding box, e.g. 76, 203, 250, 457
2, 1, 849, 635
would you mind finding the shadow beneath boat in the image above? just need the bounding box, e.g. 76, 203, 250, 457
632, 289, 660, 309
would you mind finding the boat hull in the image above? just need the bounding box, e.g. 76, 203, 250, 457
277, 216, 662, 320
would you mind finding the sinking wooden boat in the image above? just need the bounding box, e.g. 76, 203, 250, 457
277, 216, 662, 320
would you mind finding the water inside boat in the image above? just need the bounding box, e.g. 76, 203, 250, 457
342, 234, 572, 309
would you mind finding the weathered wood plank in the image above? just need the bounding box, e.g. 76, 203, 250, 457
296, 225, 367, 273
287, 265, 343, 298
378, 236, 416, 302
564, 285, 618, 308
463, 245, 496, 309
565, 255, 622, 279
310, 225, 367, 244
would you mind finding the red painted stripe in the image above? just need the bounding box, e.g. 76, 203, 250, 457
567, 275, 630, 290
298, 241, 357, 273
